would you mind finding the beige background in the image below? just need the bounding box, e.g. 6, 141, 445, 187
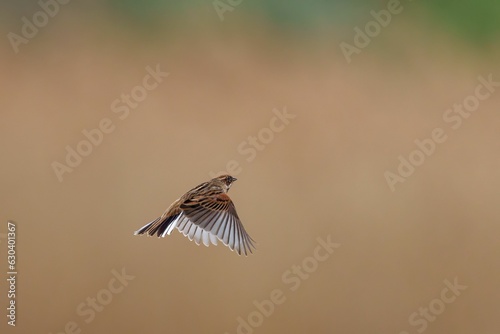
1, 5, 500, 334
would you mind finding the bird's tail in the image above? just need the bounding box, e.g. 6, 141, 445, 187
134, 214, 179, 238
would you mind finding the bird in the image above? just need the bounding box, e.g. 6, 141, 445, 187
134, 175, 256, 256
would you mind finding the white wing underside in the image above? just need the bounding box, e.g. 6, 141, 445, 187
160, 212, 252, 255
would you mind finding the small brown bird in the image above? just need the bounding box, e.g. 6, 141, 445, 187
134, 175, 256, 256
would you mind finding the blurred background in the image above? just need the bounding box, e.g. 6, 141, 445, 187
1, 1, 500, 333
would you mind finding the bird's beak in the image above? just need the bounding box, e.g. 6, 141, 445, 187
232, 177, 237, 182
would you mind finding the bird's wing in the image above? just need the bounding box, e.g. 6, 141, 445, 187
178, 193, 256, 255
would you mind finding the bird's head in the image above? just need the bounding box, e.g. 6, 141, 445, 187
214, 174, 237, 192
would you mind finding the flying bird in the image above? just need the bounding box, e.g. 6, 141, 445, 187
134, 175, 256, 256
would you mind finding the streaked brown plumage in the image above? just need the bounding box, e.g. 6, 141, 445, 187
134, 175, 256, 256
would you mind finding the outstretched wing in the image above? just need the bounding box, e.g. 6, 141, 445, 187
178, 193, 256, 256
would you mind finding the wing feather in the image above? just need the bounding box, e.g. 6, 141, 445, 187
174, 192, 255, 255
194, 227, 203, 245
202, 230, 210, 247
209, 232, 218, 245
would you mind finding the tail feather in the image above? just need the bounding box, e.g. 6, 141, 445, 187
134, 214, 179, 237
